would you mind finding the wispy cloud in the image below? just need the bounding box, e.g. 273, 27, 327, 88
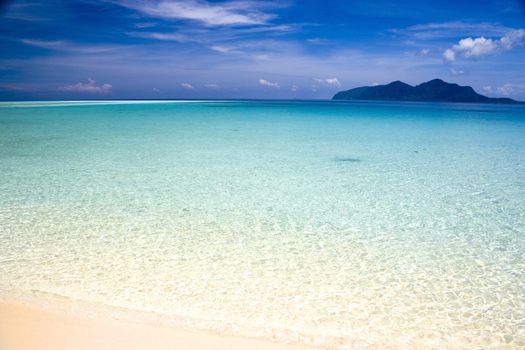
180, 82, 195, 89
134, 22, 157, 29
20, 38, 121, 53
392, 21, 511, 40
443, 49, 456, 61
306, 38, 331, 45
483, 85, 493, 94
20, 39, 66, 49
126, 23, 298, 48
0, 82, 42, 92
313, 78, 341, 87
113, 0, 285, 26
127, 31, 191, 42
259, 79, 279, 88
210, 45, 236, 53
207, 38, 298, 57
60, 79, 112, 93
449, 68, 464, 76
499, 29, 525, 49
483, 83, 523, 97
497, 83, 513, 95
443, 29, 525, 61
3, 2, 50, 21
237, 24, 296, 34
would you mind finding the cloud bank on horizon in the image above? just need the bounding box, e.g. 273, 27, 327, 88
0, 0, 524, 100
60, 79, 112, 93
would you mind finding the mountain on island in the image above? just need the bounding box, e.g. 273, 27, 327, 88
332, 79, 523, 104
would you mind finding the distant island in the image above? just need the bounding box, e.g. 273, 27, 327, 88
333, 79, 523, 104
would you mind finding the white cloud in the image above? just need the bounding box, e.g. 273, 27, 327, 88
13, 26, 522, 100
291, 84, 299, 92
60, 79, 112, 93
180, 82, 195, 90
259, 79, 279, 88
443, 49, 456, 61
497, 83, 513, 95
449, 68, 464, 76
204, 83, 220, 89
313, 78, 341, 87
454, 37, 497, 58
483, 84, 520, 97
417, 48, 430, 56
499, 29, 525, 50
443, 29, 525, 61
210, 45, 235, 53
114, 0, 281, 26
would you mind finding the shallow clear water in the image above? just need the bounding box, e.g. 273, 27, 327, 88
1, 100, 524, 349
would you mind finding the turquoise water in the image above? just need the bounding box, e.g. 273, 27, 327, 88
1, 100, 524, 349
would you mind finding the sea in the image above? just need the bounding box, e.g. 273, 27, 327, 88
1, 100, 524, 349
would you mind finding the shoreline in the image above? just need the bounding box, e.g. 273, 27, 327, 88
0, 299, 316, 350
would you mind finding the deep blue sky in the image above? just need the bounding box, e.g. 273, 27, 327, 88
1, 0, 524, 100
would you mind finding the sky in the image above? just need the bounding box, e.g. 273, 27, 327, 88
0, 0, 524, 100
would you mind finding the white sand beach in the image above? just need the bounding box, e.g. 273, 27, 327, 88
0, 300, 315, 350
